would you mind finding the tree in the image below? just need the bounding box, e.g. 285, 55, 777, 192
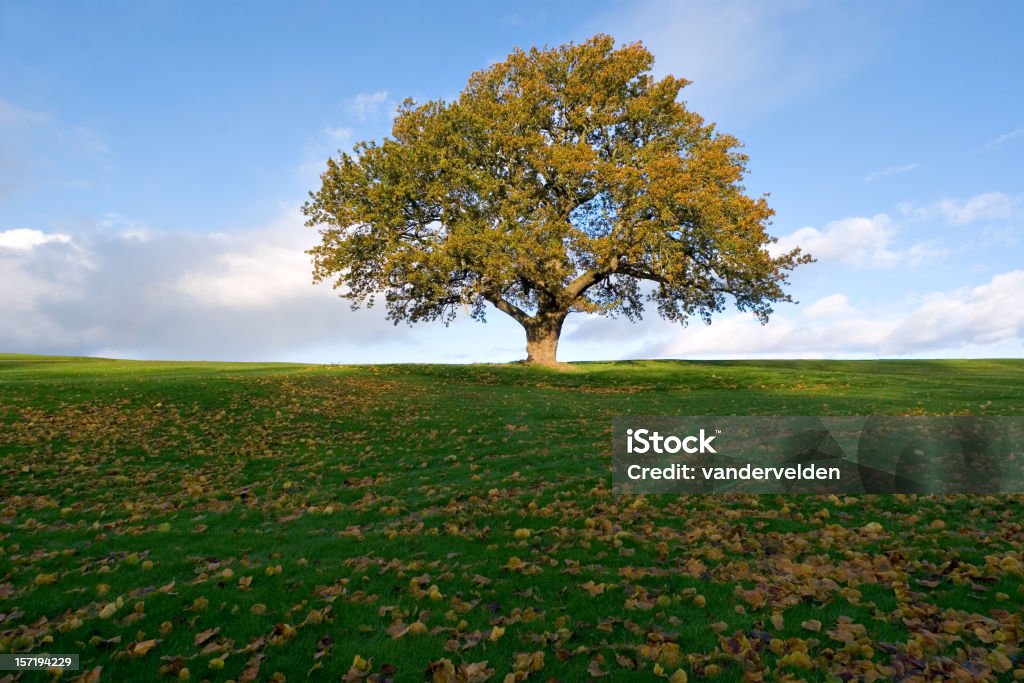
303, 35, 812, 366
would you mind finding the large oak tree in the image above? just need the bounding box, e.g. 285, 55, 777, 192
304, 35, 811, 365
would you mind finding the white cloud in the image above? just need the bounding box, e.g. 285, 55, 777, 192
803, 294, 856, 319
899, 192, 1018, 226
980, 225, 1020, 247
885, 272, 1023, 352
0, 232, 92, 346
903, 242, 945, 266
864, 163, 920, 183
96, 213, 153, 241
174, 218, 315, 309
772, 215, 897, 266
650, 271, 1024, 358
982, 126, 1023, 151
323, 126, 354, 143
0, 210, 414, 361
771, 214, 940, 268
0, 228, 72, 250
347, 90, 392, 120
913, 192, 1016, 226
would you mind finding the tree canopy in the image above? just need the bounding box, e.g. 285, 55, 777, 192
304, 35, 812, 365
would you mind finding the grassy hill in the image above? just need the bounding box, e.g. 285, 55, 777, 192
2, 355, 1023, 681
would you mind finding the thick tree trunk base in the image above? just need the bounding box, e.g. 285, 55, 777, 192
525, 335, 559, 367
524, 314, 565, 367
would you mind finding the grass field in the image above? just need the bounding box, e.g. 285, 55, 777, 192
2, 355, 1023, 682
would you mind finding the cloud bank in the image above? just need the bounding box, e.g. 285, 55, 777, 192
3, 194, 1021, 363
0, 213, 417, 361
645, 271, 1024, 358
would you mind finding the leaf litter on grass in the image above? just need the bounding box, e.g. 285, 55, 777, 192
1, 356, 1023, 680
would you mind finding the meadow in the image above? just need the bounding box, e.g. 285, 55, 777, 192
1, 355, 1023, 682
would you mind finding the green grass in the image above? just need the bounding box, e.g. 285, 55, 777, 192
1, 354, 1023, 681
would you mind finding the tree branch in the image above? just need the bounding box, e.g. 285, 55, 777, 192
564, 254, 621, 300
485, 294, 531, 325
617, 264, 669, 285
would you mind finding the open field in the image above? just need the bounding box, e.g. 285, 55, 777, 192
2, 355, 1023, 682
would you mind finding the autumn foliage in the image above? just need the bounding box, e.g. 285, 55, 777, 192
304, 36, 811, 365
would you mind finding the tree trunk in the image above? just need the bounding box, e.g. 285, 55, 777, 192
524, 312, 566, 367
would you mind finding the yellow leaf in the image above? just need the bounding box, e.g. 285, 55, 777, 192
941, 619, 962, 634
669, 669, 688, 683
269, 623, 296, 645
999, 556, 1022, 573
988, 649, 1012, 673
505, 556, 526, 571
801, 619, 822, 632
127, 639, 160, 657
779, 651, 813, 669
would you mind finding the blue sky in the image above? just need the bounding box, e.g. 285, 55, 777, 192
1, 0, 1022, 362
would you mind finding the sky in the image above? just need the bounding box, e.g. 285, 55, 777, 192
1, 0, 1022, 363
